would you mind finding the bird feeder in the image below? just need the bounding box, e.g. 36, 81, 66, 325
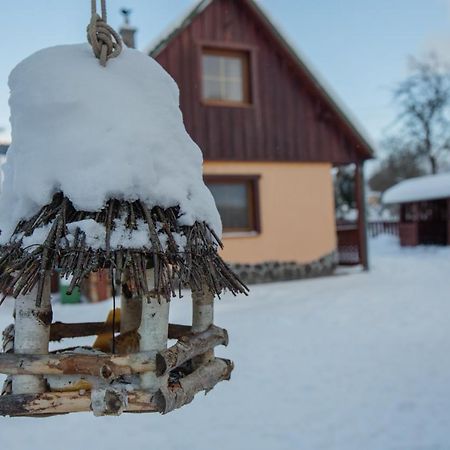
0, 1, 247, 417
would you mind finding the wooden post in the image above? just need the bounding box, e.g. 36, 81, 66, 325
138, 269, 169, 392
191, 285, 214, 367
447, 199, 450, 246
355, 162, 369, 270
120, 269, 142, 334
13, 273, 52, 394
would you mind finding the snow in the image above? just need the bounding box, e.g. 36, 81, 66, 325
1, 236, 450, 449
144, 0, 213, 56
383, 171, 450, 204
0, 43, 221, 245
19, 216, 188, 251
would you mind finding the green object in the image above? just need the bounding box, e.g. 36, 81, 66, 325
59, 278, 81, 304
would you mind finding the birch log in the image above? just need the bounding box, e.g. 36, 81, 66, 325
191, 285, 214, 367
91, 387, 128, 416
49, 321, 190, 341
1, 324, 14, 395
13, 273, 52, 394
0, 351, 156, 376
156, 325, 228, 376
120, 269, 142, 334
0, 389, 159, 417
156, 358, 233, 414
138, 269, 169, 392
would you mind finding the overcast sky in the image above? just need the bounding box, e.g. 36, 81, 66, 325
1, 0, 449, 149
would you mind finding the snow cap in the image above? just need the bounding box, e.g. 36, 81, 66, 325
0, 43, 221, 243
383, 172, 450, 204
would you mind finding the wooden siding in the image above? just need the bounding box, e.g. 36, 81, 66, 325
154, 0, 370, 164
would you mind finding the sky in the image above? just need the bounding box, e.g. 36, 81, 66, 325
0, 0, 450, 151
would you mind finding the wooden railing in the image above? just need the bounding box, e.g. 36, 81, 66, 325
336, 221, 399, 266
367, 221, 399, 238
336, 223, 360, 265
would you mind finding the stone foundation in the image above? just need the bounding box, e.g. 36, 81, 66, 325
229, 251, 338, 285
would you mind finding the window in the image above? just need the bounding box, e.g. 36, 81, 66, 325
205, 175, 260, 233
202, 49, 251, 105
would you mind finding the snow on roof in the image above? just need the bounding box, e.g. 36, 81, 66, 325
144, 0, 212, 56
0, 43, 221, 243
383, 172, 450, 204
144, 0, 375, 159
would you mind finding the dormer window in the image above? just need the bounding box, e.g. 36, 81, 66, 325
201, 48, 251, 105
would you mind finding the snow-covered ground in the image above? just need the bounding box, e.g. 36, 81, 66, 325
1, 236, 450, 450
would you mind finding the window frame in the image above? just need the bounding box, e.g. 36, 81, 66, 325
197, 41, 257, 109
204, 174, 261, 234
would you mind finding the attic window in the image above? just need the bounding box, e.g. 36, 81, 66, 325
205, 175, 260, 233
202, 49, 251, 105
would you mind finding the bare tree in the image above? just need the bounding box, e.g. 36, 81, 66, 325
369, 138, 426, 193
393, 54, 450, 174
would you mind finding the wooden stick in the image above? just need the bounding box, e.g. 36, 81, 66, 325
0, 389, 159, 417
156, 325, 228, 376
156, 358, 233, 414
0, 351, 156, 377
49, 321, 190, 341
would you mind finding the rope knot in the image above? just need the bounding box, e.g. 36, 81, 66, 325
87, 13, 122, 67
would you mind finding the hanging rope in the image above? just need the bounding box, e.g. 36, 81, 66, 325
110, 270, 117, 355
87, 0, 122, 66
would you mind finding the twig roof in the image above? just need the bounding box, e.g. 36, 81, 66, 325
0, 193, 248, 305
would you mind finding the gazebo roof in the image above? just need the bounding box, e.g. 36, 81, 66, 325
383, 172, 450, 204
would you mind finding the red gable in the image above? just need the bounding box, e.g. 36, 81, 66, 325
148, 0, 373, 164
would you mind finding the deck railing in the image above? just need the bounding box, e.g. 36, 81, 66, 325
367, 221, 399, 238
336, 221, 399, 265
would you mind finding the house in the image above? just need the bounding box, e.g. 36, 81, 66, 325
138, 0, 374, 282
383, 173, 450, 246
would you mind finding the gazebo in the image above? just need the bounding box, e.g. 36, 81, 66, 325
383, 172, 450, 246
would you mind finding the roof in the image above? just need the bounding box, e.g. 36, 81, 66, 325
146, 0, 374, 161
383, 172, 450, 204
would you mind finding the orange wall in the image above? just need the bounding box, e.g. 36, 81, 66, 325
204, 161, 336, 264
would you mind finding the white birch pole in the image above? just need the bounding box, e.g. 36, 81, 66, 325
13, 273, 52, 394
138, 269, 169, 392
191, 285, 214, 367
120, 269, 142, 334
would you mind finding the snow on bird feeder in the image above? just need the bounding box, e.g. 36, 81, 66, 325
0, 1, 247, 417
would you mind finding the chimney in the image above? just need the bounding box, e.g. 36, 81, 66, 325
119, 8, 137, 49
